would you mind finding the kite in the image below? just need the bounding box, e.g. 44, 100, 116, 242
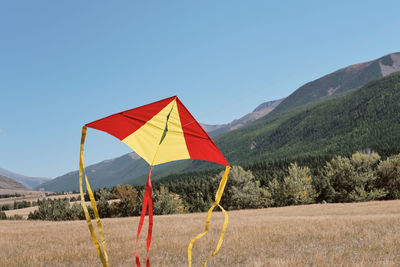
79, 96, 231, 267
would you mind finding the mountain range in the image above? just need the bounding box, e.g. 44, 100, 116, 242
35, 98, 284, 191
32, 52, 400, 192
270, 52, 400, 115
202, 98, 285, 137
0, 174, 28, 190
216, 52, 400, 162
0, 168, 50, 189
217, 71, 400, 164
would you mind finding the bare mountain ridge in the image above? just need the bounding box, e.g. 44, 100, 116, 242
379, 52, 400, 76
271, 52, 400, 115
202, 98, 284, 136
0, 168, 51, 189
0, 174, 28, 190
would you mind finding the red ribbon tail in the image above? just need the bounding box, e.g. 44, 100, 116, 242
146, 180, 153, 267
135, 167, 153, 267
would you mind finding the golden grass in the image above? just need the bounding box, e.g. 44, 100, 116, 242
1, 200, 400, 266
0, 189, 38, 195
1, 193, 82, 219
0, 190, 44, 206
0, 191, 80, 206
4, 206, 38, 218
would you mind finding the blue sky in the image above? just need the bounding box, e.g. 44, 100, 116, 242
1, 1, 400, 178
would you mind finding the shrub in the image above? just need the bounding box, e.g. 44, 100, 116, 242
153, 186, 188, 215
69, 203, 87, 220
1, 205, 10, 211
28, 199, 71, 221
220, 166, 272, 210
96, 189, 113, 218
111, 184, 141, 217
14, 200, 31, 209
377, 154, 400, 199
269, 163, 317, 206
325, 151, 387, 202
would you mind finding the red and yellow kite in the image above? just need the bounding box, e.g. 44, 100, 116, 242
79, 96, 231, 267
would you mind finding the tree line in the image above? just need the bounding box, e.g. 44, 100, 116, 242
24, 150, 400, 221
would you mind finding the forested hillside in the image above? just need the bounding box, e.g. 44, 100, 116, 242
37, 153, 149, 191
217, 72, 400, 163
36, 55, 400, 192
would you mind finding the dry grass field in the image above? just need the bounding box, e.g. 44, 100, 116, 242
0, 189, 45, 206
0, 190, 79, 206
1, 200, 400, 266
1, 192, 81, 219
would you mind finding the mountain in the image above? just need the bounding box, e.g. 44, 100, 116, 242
39, 99, 283, 192
40, 53, 400, 192
202, 98, 284, 137
37, 149, 220, 191
0, 168, 50, 189
36, 153, 149, 192
216, 72, 400, 163
0, 174, 28, 190
270, 52, 400, 115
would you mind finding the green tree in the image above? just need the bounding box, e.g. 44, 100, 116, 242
153, 186, 188, 215
28, 199, 71, 221
69, 203, 86, 220
325, 151, 386, 202
112, 184, 141, 217
221, 166, 272, 210
377, 154, 400, 199
1, 205, 10, 211
269, 163, 317, 206
96, 189, 114, 218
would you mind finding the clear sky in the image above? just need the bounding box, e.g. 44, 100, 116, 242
1, 1, 400, 178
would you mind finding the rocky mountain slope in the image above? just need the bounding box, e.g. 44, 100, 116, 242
202, 98, 284, 136
271, 52, 400, 115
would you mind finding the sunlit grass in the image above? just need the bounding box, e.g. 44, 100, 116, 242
1, 200, 400, 266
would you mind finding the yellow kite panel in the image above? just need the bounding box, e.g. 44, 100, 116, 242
152, 100, 190, 165
122, 100, 174, 164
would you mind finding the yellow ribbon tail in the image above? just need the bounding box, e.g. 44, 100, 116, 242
79, 126, 109, 267
188, 165, 231, 267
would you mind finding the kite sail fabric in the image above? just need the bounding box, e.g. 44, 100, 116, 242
79, 96, 230, 267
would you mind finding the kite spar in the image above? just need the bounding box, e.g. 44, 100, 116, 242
79, 96, 231, 267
